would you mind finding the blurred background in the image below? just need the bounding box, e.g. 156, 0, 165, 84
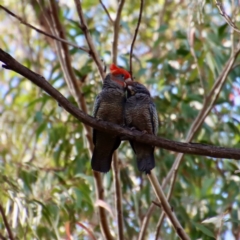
0, 0, 240, 239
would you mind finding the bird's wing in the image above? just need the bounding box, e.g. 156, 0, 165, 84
149, 101, 158, 136
92, 94, 102, 117
92, 94, 102, 145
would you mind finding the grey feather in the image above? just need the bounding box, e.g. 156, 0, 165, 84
91, 73, 126, 173
125, 82, 158, 173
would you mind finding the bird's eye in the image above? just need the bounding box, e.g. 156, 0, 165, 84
121, 74, 125, 79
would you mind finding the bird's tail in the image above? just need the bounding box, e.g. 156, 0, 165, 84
136, 153, 155, 174
133, 143, 155, 173
91, 148, 113, 173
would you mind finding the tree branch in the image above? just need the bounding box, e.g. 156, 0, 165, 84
73, 0, 105, 80
48, 0, 93, 144
147, 172, 190, 240
0, 203, 14, 240
162, 43, 240, 190
46, 1, 112, 238
153, 33, 240, 237
0, 5, 89, 54
1, 49, 240, 158
188, 26, 206, 97
93, 172, 114, 240
129, 0, 144, 77
154, 176, 173, 240
111, 2, 126, 238
112, 0, 125, 65
215, 1, 240, 34
138, 201, 155, 240
112, 152, 124, 240
99, 0, 113, 24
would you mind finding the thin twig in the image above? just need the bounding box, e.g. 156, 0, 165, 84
111, 2, 126, 238
0, 5, 89, 53
93, 172, 114, 240
162, 42, 240, 189
129, 0, 144, 77
152, 0, 169, 59
142, 42, 240, 236
112, 152, 124, 240
138, 202, 156, 240
74, 0, 105, 80
99, 0, 113, 24
215, 1, 240, 34
0, 203, 14, 240
155, 175, 174, 240
1, 49, 240, 159
34, 2, 111, 238
155, 41, 240, 236
112, 0, 126, 64
188, 25, 205, 97
147, 172, 190, 240
76, 222, 97, 240
48, 0, 92, 142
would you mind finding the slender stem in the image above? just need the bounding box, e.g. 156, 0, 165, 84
74, 0, 105, 80
112, 0, 126, 64
99, 0, 113, 24
162, 43, 240, 190
129, 0, 144, 77
0, 203, 14, 240
113, 152, 124, 240
188, 25, 206, 97
1, 49, 240, 159
94, 172, 114, 240
155, 175, 174, 239
111, 2, 126, 238
147, 172, 190, 240
215, 1, 240, 34
0, 5, 89, 53
138, 202, 155, 240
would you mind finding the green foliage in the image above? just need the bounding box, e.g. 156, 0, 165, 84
0, 0, 240, 239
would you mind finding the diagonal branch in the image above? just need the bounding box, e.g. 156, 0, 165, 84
111, 2, 126, 238
112, 0, 125, 64
49, 1, 113, 238
0, 5, 89, 53
153, 37, 240, 239
74, 0, 105, 80
215, 1, 240, 34
48, 0, 92, 144
1, 48, 240, 159
162, 42, 240, 190
147, 172, 190, 240
0, 203, 14, 240
93, 172, 114, 240
112, 152, 124, 240
188, 26, 206, 97
31, 1, 112, 239
129, 0, 144, 77
99, 0, 113, 24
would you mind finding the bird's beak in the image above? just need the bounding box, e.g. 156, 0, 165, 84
125, 78, 132, 83
127, 85, 135, 95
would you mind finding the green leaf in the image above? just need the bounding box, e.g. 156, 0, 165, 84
192, 221, 215, 238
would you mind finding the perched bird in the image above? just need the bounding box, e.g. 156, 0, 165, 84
125, 81, 158, 173
91, 64, 131, 173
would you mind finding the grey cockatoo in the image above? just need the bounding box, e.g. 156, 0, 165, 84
91, 64, 131, 173
125, 81, 158, 173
